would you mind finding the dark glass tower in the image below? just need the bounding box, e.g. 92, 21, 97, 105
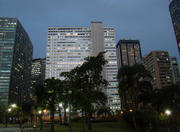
169, 0, 180, 54
116, 40, 142, 69
0, 18, 33, 106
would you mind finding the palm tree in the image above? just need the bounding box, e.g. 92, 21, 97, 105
117, 64, 152, 111
117, 64, 152, 129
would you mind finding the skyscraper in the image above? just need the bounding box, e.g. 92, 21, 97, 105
170, 57, 180, 84
116, 40, 142, 69
0, 18, 33, 106
31, 58, 45, 100
169, 0, 180, 54
46, 22, 120, 110
31, 58, 46, 83
143, 51, 173, 89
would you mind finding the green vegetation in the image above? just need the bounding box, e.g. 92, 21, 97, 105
1, 53, 180, 132
29, 121, 139, 132
117, 64, 180, 131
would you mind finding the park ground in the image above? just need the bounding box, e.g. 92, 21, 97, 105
28, 120, 145, 132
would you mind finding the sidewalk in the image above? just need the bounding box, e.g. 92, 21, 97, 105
0, 127, 33, 132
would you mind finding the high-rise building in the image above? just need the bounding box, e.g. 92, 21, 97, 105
169, 0, 180, 54
0, 18, 33, 106
31, 58, 46, 83
46, 22, 120, 110
31, 58, 45, 100
116, 40, 142, 69
170, 57, 180, 84
143, 51, 173, 89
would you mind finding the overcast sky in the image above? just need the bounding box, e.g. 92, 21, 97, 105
0, 0, 179, 62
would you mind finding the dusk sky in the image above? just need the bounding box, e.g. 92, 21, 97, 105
0, 0, 179, 62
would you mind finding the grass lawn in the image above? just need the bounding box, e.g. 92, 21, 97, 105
29, 120, 140, 132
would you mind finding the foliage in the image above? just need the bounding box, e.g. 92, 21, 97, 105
97, 106, 112, 120
34, 77, 63, 132
61, 52, 108, 130
117, 64, 152, 111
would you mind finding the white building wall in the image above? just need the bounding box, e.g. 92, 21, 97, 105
104, 27, 120, 110
46, 27, 91, 79
46, 23, 120, 110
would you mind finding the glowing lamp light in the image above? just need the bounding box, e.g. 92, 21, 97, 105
43, 109, 47, 113
66, 108, 69, 112
59, 103, 63, 107
120, 111, 124, 114
8, 108, 12, 112
38, 110, 42, 114
11, 104, 17, 108
129, 109, 133, 113
165, 109, 171, 116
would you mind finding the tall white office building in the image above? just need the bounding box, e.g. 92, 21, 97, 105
46, 22, 120, 110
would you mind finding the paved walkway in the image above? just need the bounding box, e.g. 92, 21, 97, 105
0, 128, 33, 132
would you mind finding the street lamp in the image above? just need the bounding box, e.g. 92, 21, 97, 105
58, 103, 63, 125
129, 109, 133, 113
11, 104, 17, 108
68, 90, 72, 132
8, 108, 12, 112
38, 110, 42, 115
120, 110, 124, 115
43, 109, 47, 114
38, 110, 43, 130
165, 109, 171, 132
165, 109, 171, 116
59, 103, 63, 107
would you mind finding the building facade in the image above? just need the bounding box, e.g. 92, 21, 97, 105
143, 51, 173, 89
116, 40, 142, 69
170, 57, 180, 84
169, 0, 180, 54
0, 18, 33, 106
31, 58, 45, 100
46, 22, 120, 110
31, 58, 46, 83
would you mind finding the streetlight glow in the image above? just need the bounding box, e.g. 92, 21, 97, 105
11, 103, 16, 108
43, 109, 47, 114
120, 111, 124, 114
66, 108, 69, 112
38, 110, 42, 114
8, 108, 12, 112
129, 109, 133, 112
59, 103, 62, 107
165, 109, 171, 116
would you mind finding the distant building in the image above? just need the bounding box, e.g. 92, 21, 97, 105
0, 18, 33, 106
143, 51, 173, 89
46, 22, 120, 110
116, 40, 142, 69
31, 58, 46, 83
31, 58, 45, 100
169, 0, 180, 54
170, 57, 180, 84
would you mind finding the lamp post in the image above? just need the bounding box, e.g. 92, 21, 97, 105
38, 110, 43, 130
68, 90, 72, 132
165, 109, 171, 132
58, 103, 63, 125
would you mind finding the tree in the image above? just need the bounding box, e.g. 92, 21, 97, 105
151, 85, 180, 131
34, 77, 63, 132
97, 106, 112, 120
61, 52, 108, 131
117, 64, 152, 111
117, 64, 152, 129
0, 105, 6, 124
